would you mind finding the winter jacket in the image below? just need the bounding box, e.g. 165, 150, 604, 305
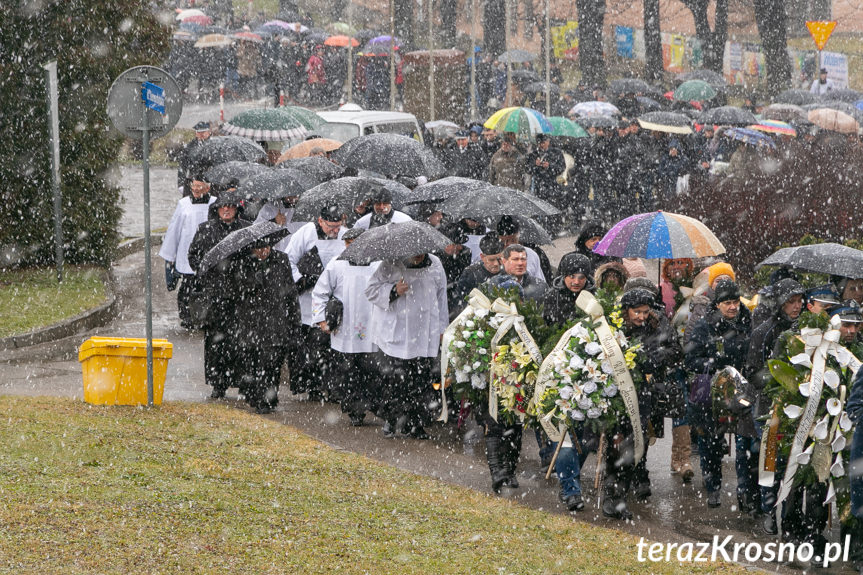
525, 146, 566, 203
541, 277, 593, 327
684, 305, 752, 376
593, 261, 628, 292
487, 147, 525, 190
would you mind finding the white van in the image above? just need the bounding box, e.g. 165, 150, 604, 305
315, 104, 424, 144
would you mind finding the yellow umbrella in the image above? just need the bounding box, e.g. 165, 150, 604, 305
807, 108, 859, 134
277, 138, 343, 162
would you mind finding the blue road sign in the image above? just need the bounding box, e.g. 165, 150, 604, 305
141, 81, 166, 114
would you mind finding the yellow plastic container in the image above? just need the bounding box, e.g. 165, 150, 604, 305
78, 337, 173, 405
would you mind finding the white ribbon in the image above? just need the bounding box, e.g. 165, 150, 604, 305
775, 316, 859, 505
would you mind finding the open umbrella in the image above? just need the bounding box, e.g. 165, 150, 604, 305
326, 22, 356, 35
593, 211, 725, 260
748, 120, 796, 137
761, 103, 808, 123
183, 14, 213, 26
486, 215, 552, 245
425, 120, 460, 139
231, 31, 264, 43
324, 35, 359, 48
221, 107, 323, 142
238, 169, 316, 201
676, 69, 726, 88
198, 221, 291, 275
637, 111, 692, 135
436, 185, 559, 221
698, 106, 757, 126
547, 116, 589, 138
569, 101, 620, 117
276, 157, 345, 184
292, 177, 410, 221
510, 69, 541, 84
824, 89, 862, 104
523, 81, 560, 96
264, 20, 307, 32
340, 221, 452, 264
574, 116, 619, 130
367, 34, 403, 46
483, 107, 552, 139
407, 176, 493, 204
191, 136, 267, 169
808, 101, 863, 123
774, 89, 820, 106
330, 133, 446, 178
194, 33, 231, 48
807, 108, 859, 134
176, 8, 206, 20
204, 161, 270, 187
608, 78, 652, 96
497, 49, 536, 63
757, 243, 863, 278
277, 138, 342, 161
636, 97, 662, 113
723, 127, 776, 150
673, 80, 717, 102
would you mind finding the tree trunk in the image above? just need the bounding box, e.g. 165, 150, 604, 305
484, 0, 507, 58
681, 0, 729, 73
394, 0, 414, 46
576, 0, 606, 88
753, 0, 792, 96
643, 0, 663, 81
440, 0, 458, 46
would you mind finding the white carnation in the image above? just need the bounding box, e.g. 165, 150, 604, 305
568, 355, 585, 370
576, 396, 593, 410
601, 361, 614, 374
586, 407, 602, 419
472, 361, 482, 370
465, 320, 476, 329
585, 341, 603, 356
559, 385, 574, 400
477, 348, 487, 355
471, 373, 487, 390
462, 330, 473, 339
454, 340, 466, 349
603, 384, 618, 397
571, 409, 586, 421
582, 381, 597, 394
474, 308, 489, 318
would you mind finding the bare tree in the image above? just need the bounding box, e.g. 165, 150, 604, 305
643, 0, 663, 81
679, 0, 729, 73
576, 0, 606, 88
484, 0, 507, 57
753, 0, 792, 96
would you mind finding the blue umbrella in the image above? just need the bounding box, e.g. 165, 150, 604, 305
723, 127, 776, 150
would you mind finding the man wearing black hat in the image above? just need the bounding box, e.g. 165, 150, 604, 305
226, 228, 301, 414
809, 67, 836, 95
452, 232, 504, 317
177, 121, 212, 196
353, 185, 412, 230
160, 171, 216, 328
432, 223, 472, 312
541, 252, 594, 327
448, 129, 488, 180
283, 204, 347, 400
311, 228, 380, 426
188, 191, 250, 399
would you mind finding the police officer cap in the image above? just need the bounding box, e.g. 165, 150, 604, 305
828, 299, 863, 323
320, 204, 343, 223
806, 283, 841, 306
479, 232, 505, 255
455, 129, 470, 139
194, 121, 211, 132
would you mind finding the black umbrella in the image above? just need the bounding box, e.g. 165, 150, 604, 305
608, 78, 652, 95
761, 103, 808, 123
190, 136, 267, 169
574, 116, 619, 130
339, 220, 452, 264
756, 243, 863, 279
486, 215, 552, 245
330, 133, 446, 178
637, 111, 692, 134
277, 156, 345, 183
197, 221, 291, 274
774, 89, 820, 106
522, 81, 560, 96
436, 185, 559, 221
824, 88, 862, 104
292, 176, 410, 221
238, 169, 316, 201
407, 176, 486, 204
675, 69, 726, 89
510, 69, 541, 84
699, 106, 757, 126
636, 96, 662, 113
204, 161, 271, 187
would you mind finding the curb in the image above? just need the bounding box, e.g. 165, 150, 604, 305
0, 235, 163, 352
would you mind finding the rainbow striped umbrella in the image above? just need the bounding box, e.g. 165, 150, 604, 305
748, 120, 796, 136
593, 211, 725, 259
483, 107, 552, 139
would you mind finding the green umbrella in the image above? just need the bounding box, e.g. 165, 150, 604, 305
673, 79, 717, 102
547, 116, 589, 138
221, 107, 325, 141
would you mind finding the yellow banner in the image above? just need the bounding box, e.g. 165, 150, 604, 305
550, 21, 578, 59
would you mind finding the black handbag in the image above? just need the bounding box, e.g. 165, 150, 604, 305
325, 297, 344, 331
689, 366, 713, 405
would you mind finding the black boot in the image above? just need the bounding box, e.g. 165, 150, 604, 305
602, 478, 632, 520
501, 427, 522, 488
485, 436, 509, 493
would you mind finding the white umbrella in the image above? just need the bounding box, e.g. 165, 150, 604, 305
569, 101, 620, 118
176, 8, 206, 21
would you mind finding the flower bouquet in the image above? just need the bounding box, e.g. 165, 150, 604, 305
535, 317, 641, 438
490, 340, 540, 426
447, 306, 495, 407
763, 313, 861, 505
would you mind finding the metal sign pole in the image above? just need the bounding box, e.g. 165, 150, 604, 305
469, 1, 478, 121
44, 61, 63, 283
505, 0, 512, 106
544, 0, 551, 117
142, 99, 154, 407
347, 1, 354, 103
389, 0, 396, 110
428, 0, 434, 121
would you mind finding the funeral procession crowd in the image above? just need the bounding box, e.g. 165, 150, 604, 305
155, 110, 863, 571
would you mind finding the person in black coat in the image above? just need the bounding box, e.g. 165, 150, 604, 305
225, 239, 301, 413
433, 223, 473, 315
525, 133, 566, 208
572, 220, 612, 271
188, 192, 251, 399
743, 277, 804, 535
450, 232, 503, 318
541, 252, 594, 327
684, 280, 753, 510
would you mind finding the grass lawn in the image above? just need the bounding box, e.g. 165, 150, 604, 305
0, 267, 107, 339
0, 396, 748, 574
